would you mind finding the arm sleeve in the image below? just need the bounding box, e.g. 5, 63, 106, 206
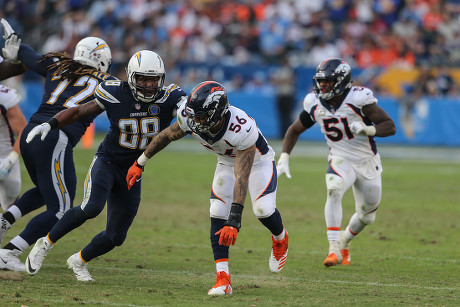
299, 110, 315, 129
17, 44, 48, 77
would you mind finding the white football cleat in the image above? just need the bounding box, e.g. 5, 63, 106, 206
0, 213, 12, 246
208, 271, 232, 296
269, 229, 289, 273
26, 237, 53, 275
67, 252, 95, 282
0, 248, 25, 271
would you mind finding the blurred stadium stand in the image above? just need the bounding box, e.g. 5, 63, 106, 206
2, 0, 460, 145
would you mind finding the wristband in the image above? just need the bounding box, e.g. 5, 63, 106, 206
224, 203, 244, 230
279, 152, 290, 161
366, 126, 376, 136
47, 117, 59, 129
137, 152, 150, 167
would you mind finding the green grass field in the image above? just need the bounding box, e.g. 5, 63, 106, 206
1, 137, 459, 306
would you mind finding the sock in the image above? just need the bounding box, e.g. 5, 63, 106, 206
327, 229, 340, 241
216, 260, 229, 274
2, 211, 16, 225
210, 218, 229, 261
6, 235, 29, 252
258, 208, 284, 236
273, 228, 286, 241
3, 242, 20, 251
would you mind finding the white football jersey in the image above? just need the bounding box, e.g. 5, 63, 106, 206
0, 84, 21, 156
303, 86, 378, 163
176, 104, 275, 166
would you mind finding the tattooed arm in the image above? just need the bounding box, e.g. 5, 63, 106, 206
127, 121, 187, 189
232, 144, 256, 206
144, 121, 187, 159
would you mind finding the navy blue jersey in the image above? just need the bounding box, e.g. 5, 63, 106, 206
18, 44, 117, 146
94, 80, 186, 168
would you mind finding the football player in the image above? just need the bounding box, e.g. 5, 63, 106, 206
0, 20, 28, 213
25, 50, 187, 282
0, 56, 27, 212
0, 18, 116, 272
126, 81, 289, 296
277, 58, 396, 267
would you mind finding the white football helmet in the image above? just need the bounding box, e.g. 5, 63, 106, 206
73, 37, 112, 73
126, 50, 165, 102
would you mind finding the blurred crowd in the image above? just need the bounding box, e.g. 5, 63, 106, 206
2, 0, 460, 96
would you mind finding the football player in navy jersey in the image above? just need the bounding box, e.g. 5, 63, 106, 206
0, 19, 116, 272
126, 81, 289, 296
25, 50, 186, 281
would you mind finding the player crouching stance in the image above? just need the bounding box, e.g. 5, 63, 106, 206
126, 81, 289, 295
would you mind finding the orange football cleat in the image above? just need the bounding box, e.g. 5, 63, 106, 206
208, 271, 232, 296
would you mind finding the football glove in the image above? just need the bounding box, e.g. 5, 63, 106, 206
126, 161, 144, 190
26, 123, 52, 143
0, 151, 19, 180
276, 152, 292, 179
1, 19, 21, 64
215, 226, 239, 247
215, 203, 244, 247
349, 121, 376, 136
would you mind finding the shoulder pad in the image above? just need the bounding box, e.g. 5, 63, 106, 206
95, 81, 123, 104
154, 84, 185, 104
303, 92, 317, 111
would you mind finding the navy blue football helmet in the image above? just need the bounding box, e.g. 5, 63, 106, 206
313, 58, 352, 100
185, 81, 229, 133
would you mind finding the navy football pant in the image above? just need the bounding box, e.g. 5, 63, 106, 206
48, 155, 141, 262
17, 124, 76, 245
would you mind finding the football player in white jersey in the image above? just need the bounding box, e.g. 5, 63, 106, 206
277, 58, 396, 267
127, 81, 289, 296
0, 57, 27, 212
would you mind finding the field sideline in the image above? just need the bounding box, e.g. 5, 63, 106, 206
1, 135, 459, 306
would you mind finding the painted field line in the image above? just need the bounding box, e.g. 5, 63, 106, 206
42, 263, 459, 292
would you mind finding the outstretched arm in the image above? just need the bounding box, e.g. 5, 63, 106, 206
53, 100, 104, 128
126, 121, 187, 190
143, 121, 187, 159
277, 117, 309, 179
0, 61, 26, 80
281, 117, 308, 154
26, 100, 104, 143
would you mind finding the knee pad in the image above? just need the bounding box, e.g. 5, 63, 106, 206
210, 199, 230, 219
326, 173, 345, 192
252, 194, 276, 219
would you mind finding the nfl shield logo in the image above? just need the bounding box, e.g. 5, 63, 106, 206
135, 103, 141, 110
